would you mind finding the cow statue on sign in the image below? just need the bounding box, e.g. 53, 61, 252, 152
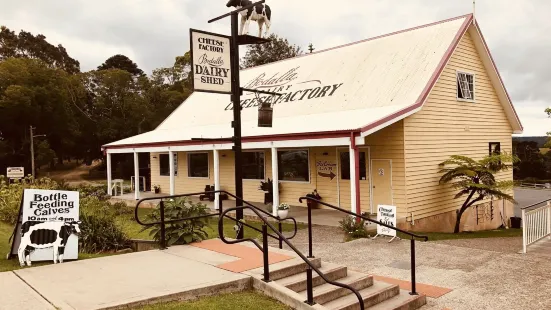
226, 0, 272, 38
18, 221, 81, 267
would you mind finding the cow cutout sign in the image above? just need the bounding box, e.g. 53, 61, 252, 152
226, 0, 272, 38
9, 189, 80, 266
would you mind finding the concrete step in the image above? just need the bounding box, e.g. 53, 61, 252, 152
366, 291, 427, 310
267, 257, 323, 281
322, 281, 400, 310
301, 272, 374, 305
277, 263, 349, 292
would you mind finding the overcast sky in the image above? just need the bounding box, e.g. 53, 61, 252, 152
1, 0, 549, 136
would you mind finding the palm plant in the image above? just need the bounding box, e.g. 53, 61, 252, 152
438, 154, 518, 233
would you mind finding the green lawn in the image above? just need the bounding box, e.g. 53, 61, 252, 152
135, 291, 290, 310
404, 228, 523, 241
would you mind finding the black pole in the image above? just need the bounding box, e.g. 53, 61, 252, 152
160, 200, 166, 249
307, 203, 314, 258
278, 222, 283, 249
410, 239, 417, 295
230, 12, 244, 239
305, 268, 315, 305
262, 224, 270, 282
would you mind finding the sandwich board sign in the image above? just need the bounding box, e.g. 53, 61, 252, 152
373, 205, 399, 242
190, 29, 232, 94
7, 167, 24, 179
8, 189, 80, 265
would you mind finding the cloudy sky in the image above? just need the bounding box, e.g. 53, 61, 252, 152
1, 0, 549, 136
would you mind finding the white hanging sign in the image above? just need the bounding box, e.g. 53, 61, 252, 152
376, 205, 397, 237
15, 189, 80, 265
190, 29, 232, 94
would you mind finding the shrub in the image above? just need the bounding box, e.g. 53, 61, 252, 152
79, 196, 130, 253
142, 197, 211, 246
75, 184, 109, 201
339, 216, 369, 239
79, 212, 130, 253
0, 176, 63, 224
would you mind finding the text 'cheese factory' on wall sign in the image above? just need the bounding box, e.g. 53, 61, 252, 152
190, 29, 232, 94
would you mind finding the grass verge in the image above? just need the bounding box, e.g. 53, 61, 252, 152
135, 291, 291, 310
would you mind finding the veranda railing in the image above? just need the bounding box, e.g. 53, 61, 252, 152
522, 199, 551, 253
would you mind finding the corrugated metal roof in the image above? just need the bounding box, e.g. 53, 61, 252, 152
106, 15, 471, 148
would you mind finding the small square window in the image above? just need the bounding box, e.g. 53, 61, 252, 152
188, 153, 209, 178
457, 72, 475, 101
242, 152, 265, 180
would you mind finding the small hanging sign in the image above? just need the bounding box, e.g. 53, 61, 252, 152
190, 29, 232, 94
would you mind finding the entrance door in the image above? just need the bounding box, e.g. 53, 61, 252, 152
371, 159, 392, 208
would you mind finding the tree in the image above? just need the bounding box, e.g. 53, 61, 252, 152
241, 34, 302, 68
439, 154, 517, 233
0, 57, 80, 171
513, 141, 546, 180
0, 26, 80, 74
545, 108, 551, 148
97, 54, 144, 77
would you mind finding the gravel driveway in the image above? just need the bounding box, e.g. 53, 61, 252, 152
272, 226, 549, 310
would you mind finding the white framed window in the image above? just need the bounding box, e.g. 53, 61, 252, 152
188, 152, 209, 178
457, 71, 475, 101
243, 151, 265, 180
159, 153, 178, 176
277, 149, 310, 182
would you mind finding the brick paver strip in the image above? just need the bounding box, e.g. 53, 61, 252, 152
372, 275, 452, 298
191, 239, 294, 272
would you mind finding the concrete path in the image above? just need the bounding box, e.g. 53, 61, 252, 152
4, 243, 260, 310
0, 272, 54, 310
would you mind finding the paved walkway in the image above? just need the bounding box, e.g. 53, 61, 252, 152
2, 240, 293, 310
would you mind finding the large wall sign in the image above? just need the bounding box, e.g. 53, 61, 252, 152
10, 189, 80, 266
376, 205, 397, 237
224, 66, 345, 111
190, 29, 232, 94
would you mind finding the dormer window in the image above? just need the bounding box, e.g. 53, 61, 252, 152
457, 71, 475, 101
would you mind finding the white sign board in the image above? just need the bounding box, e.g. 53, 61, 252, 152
376, 205, 397, 237
190, 29, 232, 94
7, 167, 24, 179
19, 189, 80, 263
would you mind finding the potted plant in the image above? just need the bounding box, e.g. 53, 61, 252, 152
259, 178, 281, 205
153, 184, 161, 194
305, 189, 322, 209
277, 203, 290, 219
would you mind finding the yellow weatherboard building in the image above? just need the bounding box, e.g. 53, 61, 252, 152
104, 14, 523, 232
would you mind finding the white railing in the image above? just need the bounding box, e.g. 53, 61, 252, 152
522, 200, 551, 253
520, 182, 551, 189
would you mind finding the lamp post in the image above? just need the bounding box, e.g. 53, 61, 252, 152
30, 126, 46, 179
208, 1, 280, 239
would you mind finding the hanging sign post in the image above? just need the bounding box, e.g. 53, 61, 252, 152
190, 29, 232, 95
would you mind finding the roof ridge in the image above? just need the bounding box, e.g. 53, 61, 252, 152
242, 13, 473, 72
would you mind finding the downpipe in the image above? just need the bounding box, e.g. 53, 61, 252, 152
351, 132, 361, 221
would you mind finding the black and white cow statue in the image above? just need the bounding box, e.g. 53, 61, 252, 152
18, 221, 81, 267
226, 0, 272, 38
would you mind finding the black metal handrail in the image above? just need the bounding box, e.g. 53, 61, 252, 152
521, 198, 551, 210
134, 190, 298, 249
299, 196, 428, 295
219, 205, 365, 309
